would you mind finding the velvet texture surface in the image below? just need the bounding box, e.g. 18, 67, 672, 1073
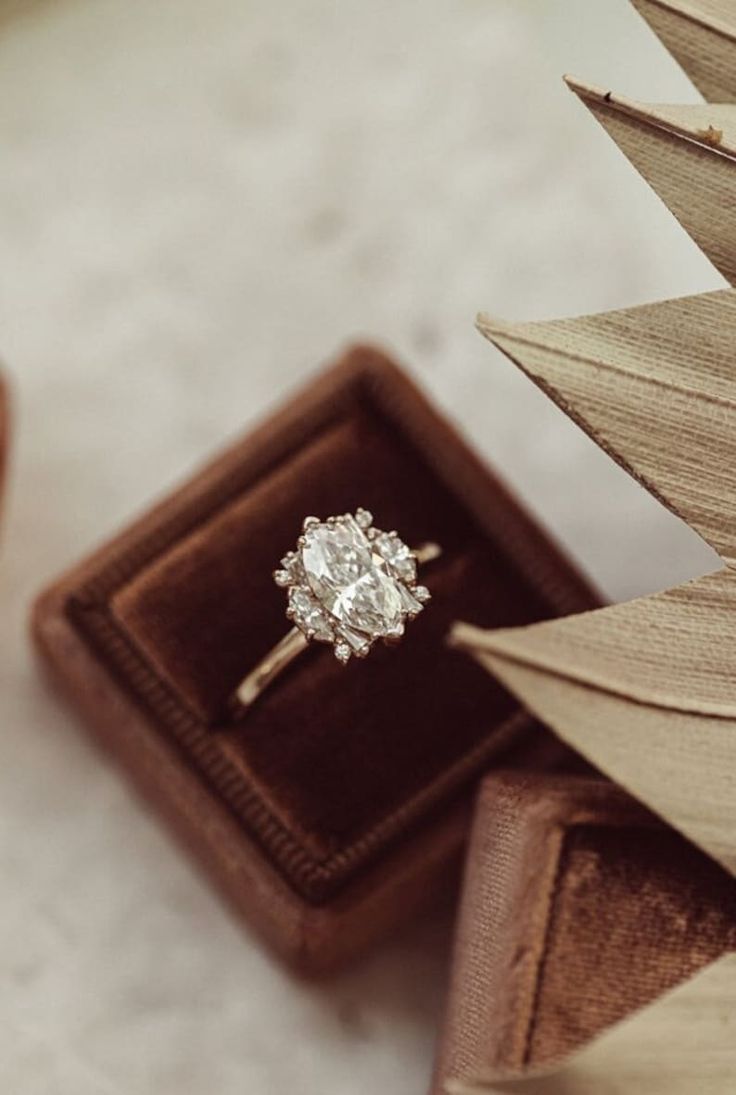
433, 772, 736, 1092
35, 348, 597, 964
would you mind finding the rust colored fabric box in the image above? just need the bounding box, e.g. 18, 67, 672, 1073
33, 346, 596, 972
432, 772, 736, 1093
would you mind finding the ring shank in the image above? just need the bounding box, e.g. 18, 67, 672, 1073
236, 627, 308, 708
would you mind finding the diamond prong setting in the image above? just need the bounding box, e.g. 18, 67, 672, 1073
275, 510, 432, 664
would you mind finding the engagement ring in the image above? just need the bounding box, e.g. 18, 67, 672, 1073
234, 508, 440, 710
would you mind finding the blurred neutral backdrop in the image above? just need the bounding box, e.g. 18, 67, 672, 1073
0, 1, 724, 1092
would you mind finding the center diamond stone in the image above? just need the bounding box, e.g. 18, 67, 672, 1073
301, 516, 405, 637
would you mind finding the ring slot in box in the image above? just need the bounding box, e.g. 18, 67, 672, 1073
432, 772, 736, 1092
33, 347, 597, 971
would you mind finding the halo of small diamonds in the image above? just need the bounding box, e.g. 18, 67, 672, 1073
274, 508, 430, 664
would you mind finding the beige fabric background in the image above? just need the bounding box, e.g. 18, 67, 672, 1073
0, 1, 725, 1092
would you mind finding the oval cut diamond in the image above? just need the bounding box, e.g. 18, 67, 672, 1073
301, 516, 405, 637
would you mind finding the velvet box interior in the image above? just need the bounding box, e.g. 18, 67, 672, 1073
433, 772, 736, 1093
33, 347, 596, 971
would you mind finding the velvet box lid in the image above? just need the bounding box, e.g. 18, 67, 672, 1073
33, 346, 598, 972
432, 771, 736, 1093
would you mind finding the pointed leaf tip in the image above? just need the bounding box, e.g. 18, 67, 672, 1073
630, 0, 736, 102
474, 291, 736, 564
566, 85, 736, 285
563, 74, 607, 102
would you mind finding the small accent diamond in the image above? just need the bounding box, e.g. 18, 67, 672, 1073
288, 587, 333, 642
374, 532, 417, 582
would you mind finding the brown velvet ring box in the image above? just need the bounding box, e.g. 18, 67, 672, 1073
432, 772, 736, 1093
33, 346, 597, 972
